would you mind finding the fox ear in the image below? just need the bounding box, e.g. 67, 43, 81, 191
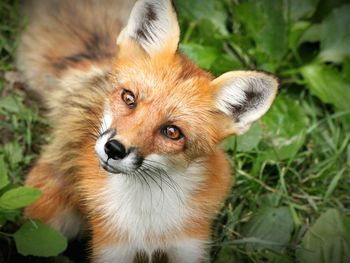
117, 0, 179, 56
213, 71, 279, 135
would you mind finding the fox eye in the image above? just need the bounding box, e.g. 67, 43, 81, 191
121, 89, 136, 109
161, 125, 183, 140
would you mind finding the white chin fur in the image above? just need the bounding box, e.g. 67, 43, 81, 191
97, 153, 206, 252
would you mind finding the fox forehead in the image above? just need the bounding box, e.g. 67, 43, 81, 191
112, 53, 216, 112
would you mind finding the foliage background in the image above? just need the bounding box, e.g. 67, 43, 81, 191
1, 0, 350, 262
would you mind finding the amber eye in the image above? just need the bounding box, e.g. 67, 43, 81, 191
121, 89, 136, 108
161, 125, 183, 140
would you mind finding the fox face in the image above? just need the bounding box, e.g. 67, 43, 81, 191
94, 0, 278, 176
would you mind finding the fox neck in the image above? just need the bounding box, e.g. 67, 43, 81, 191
98, 156, 206, 248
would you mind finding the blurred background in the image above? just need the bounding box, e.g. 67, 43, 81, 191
1, 0, 349, 262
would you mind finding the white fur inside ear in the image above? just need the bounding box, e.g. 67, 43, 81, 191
215, 71, 278, 134
117, 0, 179, 55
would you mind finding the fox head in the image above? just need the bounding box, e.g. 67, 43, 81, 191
95, 0, 278, 175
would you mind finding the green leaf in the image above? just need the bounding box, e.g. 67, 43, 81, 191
318, 4, 350, 63
222, 122, 262, 152
300, 63, 350, 112
13, 220, 67, 257
235, 0, 288, 63
289, 21, 312, 52
210, 53, 242, 76
0, 156, 9, 189
0, 186, 41, 210
176, 0, 228, 35
242, 206, 294, 252
236, 123, 263, 152
0, 209, 21, 222
299, 24, 321, 44
297, 209, 350, 263
262, 250, 294, 263
2, 142, 23, 169
342, 58, 350, 83
312, 0, 349, 22
180, 43, 219, 70
260, 193, 282, 207
216, 246, 235, 263
288, 0, 319, 21
261, 94, 308, 160
0, 96, 22, 113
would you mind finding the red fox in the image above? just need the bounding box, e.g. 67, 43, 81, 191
17, 0, 278, 262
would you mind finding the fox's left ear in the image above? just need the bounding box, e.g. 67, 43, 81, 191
213, 71, 279, 136
117, 0, 179, 56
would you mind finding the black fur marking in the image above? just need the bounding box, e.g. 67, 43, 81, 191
136, 3, 158, 42
244, 90, 262, 105
145, 3, 157, 21
228, 87, 264, 120
136, 28, 152, 42
229, 104, 245, 121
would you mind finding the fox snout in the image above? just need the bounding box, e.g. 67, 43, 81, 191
104, 139, 127, 159
95, 130, 144, 174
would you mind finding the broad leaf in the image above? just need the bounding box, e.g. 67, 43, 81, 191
261, 94, 308, 160
176, 0, 228, 35
342, 58, 350, 83
210, 53, 242, 76
216, 246, 235, 263
297, 209, 350, 263
222, 123, 262, 152
299, 24, 321, 45
0, 156, 9, 189
242, 206, 294, 252
0, 186, 41, 210
234, 0, 288, 63
2, 142, 23, 169
300, 63, 350, 118
0, 96, 22, 113
0, 209, 21, 222
312, 0, 349, 22
289, 21, 312, 52
13, 220, 67, 257
288, 0, 319, 21
318, 4, 350, 63
180, 43, 219, 70
262, 250, 294, 263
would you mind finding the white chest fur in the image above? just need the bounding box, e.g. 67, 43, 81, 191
99, 156, 205, 251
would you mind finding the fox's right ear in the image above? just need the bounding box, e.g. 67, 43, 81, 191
117, 0, 179, 57
213, 71, 279, 136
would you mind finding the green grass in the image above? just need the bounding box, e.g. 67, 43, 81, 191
1, 0, 350, 262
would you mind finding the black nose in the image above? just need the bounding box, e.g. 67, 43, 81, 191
104, 140, 127, 159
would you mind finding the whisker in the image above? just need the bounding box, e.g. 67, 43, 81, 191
136, 170, 154, 207
139, 167, 164, 193
139, 167, 166, 207
141, 162, 185, 205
